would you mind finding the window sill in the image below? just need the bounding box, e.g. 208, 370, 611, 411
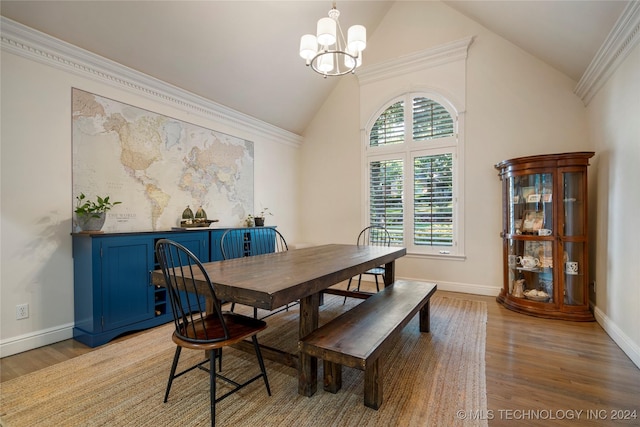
404, 252, 466, 261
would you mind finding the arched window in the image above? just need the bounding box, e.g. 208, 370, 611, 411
366, 93, 460, 256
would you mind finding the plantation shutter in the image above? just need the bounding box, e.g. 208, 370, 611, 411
369, 159, 404, 244
369, 101, 405, 147
413, 153, 453, 246
412, 97, 454, 140
367, 93, 458, 254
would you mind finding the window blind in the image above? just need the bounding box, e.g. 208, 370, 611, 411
369, 159, 404, 244
414, 154, 453, 246
369, 101, 404, 147
412, 97, 454, 141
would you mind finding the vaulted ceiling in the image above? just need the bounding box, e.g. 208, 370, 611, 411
1, 1, 629, 135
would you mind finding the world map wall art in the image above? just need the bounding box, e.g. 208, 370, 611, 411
72, 88, 254, 232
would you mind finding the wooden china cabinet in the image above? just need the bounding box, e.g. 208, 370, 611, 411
495, 152, 595, 321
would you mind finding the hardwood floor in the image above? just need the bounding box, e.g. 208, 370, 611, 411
2, 289, 639, 426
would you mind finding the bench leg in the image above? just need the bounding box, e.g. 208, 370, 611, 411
323, 360, 342, 393
364, 358, 383, 410
419, 299, 431, 333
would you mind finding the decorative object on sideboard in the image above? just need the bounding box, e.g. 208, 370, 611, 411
252, 208, 272, 227
299, 2, 366, 77
180, 205, 218, 228
195, 206, 207, 222
181, 205, 194, 224
74, 193, 121, 233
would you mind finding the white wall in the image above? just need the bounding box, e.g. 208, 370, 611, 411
587, 42, 640, 368
299, 1, 589, 295
0, 41, 300, 356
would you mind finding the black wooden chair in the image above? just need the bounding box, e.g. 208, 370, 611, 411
155, 239, 271, 427
220, 227, 288, 259
220, 227, 291, 318
344, 226, 392, 302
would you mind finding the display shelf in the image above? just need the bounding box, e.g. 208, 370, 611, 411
495, 152, 594, 321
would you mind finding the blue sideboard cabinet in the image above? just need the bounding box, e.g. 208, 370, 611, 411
72, 230, 209, 347
72, 227, 275, 347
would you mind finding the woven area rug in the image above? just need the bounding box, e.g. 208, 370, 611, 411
0, 293, 487, 427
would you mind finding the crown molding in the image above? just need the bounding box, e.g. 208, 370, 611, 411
356, 36, 474, 86
0, 17, 303, 148
575, 1, 640, 105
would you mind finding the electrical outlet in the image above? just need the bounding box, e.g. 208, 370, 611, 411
16, 303, 29, 320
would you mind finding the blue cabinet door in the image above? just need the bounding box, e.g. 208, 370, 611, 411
210, 229, 226, 261
160, 231, 209, 262
101, 237, 154, 331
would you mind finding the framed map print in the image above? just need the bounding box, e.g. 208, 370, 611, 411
72, 88, 254, 232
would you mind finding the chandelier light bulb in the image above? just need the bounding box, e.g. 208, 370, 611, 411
344, 48, 362, 69
317, 53, 334, 73
347, 25, 367, 53
299, 34, 318, 61
317, 17, 336, 46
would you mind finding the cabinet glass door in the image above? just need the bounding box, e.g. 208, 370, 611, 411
560, 171, 587, 307
562, 241, 585, 306
508, 173, 553, 235
507, 239, 554, 302
561, 172, 585, 236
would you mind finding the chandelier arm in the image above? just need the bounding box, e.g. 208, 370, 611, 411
310, 50, 357, 76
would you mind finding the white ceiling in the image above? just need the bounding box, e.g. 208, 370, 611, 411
0, 1, 630, 135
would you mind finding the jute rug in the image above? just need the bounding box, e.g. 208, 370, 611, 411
0, 293, 487, 427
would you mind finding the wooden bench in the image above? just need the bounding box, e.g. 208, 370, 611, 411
298, 280, 437, 409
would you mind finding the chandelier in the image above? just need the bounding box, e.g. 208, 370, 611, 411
299, 2, 366, 77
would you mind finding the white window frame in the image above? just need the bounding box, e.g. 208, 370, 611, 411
364, 92, 465, 258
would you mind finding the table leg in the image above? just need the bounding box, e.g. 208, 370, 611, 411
419, 299, 430, 332
383, 260, 396, 286
298, 292, 319, 396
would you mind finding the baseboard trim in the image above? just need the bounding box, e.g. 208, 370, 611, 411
593, 305, 640, 370
357, 275, 502, 297
430, 280, 501, 297
0, 323, 74, 358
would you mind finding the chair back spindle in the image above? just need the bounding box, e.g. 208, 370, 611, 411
358, 226, 392, 247
220, 227, 288, 260
344, 226, 391, 301
156, 239, 229, 343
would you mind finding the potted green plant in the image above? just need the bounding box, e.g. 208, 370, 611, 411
252, 208, 272, 227
74, 193, 121, 232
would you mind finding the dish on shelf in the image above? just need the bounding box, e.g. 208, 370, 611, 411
524, 289, 550, 302
517, 267, 540, 272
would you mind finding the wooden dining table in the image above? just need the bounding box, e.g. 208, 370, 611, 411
151, 243, 406, 397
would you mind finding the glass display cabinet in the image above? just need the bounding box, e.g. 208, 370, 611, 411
495, 152, 595, 321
